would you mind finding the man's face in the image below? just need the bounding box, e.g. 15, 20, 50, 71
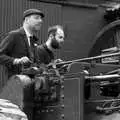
55, 28, 64, 43
27, 14, 43, 31
51, 28, 65, 49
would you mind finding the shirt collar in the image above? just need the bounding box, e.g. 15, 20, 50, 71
23, 25, 33, 37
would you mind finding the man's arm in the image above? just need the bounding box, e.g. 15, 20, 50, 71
0, 32, 15, 66
0, 32, 31, 66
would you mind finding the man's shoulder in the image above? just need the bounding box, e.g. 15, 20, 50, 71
37, 44, 45, 51
38, 44, 53, 55
9, 27, 25, 36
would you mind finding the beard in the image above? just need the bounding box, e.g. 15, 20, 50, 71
51, 37, 61, 49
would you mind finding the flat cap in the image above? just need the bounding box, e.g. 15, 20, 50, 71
23, 9, 44, 19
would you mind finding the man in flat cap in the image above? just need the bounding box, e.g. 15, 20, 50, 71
0, 8, 44, 120
0, 8, 44, 77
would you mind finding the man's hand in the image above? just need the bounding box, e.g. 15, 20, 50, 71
47, 59, 63, 69
54, 59, 63, 63
13, 56, 31, 65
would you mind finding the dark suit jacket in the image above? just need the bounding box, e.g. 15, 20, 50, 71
37, 44, 54, 64
0, 27, 38, 77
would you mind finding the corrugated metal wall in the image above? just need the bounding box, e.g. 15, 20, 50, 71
0, 0, 62, 43
60, 6, 105, 60
0, 0, 62, 89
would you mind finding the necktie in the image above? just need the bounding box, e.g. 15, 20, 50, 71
29, 36, 35, 62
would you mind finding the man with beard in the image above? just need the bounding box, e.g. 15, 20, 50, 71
37, 25, 65, 65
